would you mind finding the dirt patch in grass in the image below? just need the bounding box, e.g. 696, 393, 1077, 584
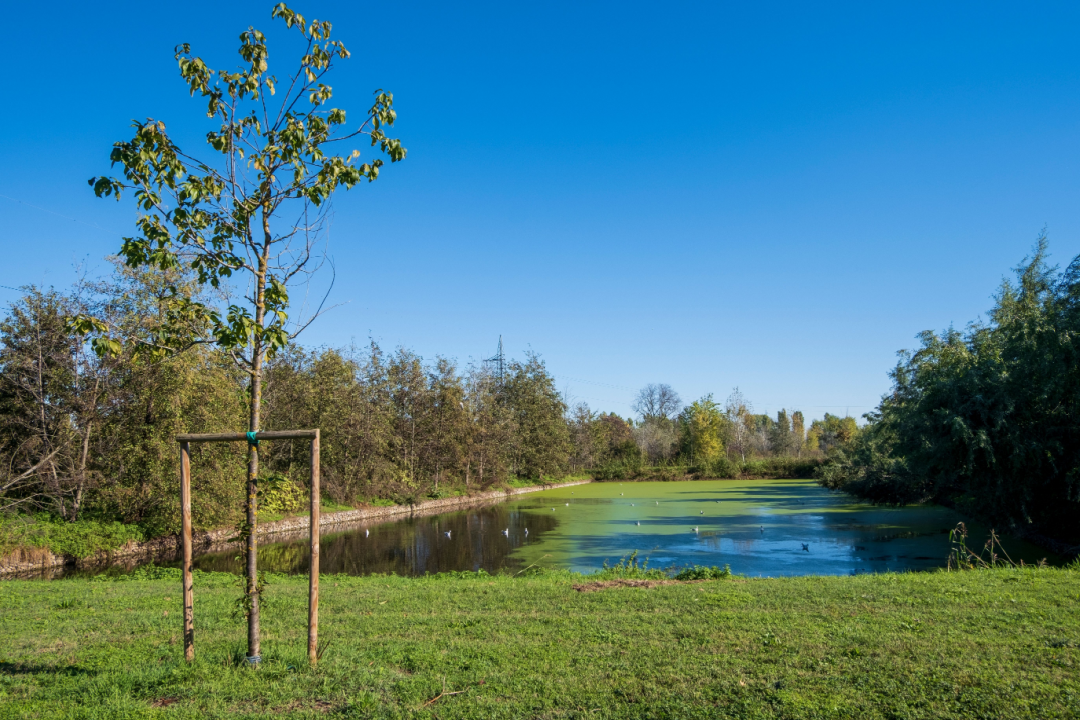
573, 579, 684, 592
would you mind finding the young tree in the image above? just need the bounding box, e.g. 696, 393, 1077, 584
73, 4, 405, 663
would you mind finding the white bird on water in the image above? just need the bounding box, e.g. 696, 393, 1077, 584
502, 528, 509, 537
444, 531, 451, 539
636, 521, 641, 526
700, 510, 704, 515
365, 529, 370, 538
525, 528, 529, 536
693, 527, 699, 533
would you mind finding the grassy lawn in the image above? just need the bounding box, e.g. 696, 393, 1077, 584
0, 567, 1077, 719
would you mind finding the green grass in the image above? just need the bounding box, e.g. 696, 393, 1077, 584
1, 567, 1078, 719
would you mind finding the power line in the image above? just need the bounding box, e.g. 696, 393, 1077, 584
0, 193, 120, 235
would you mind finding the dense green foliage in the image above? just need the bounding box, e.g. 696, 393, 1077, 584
0, 515, 143, 560
1, 567, 1077, 718
0, 273, 572, 542
819, 237, 1080, 544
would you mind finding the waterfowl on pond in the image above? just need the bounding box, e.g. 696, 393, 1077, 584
502, 529, 509, 537
444, 531, 451, 538
365, 529, 370, 537
802, 543, 810, 552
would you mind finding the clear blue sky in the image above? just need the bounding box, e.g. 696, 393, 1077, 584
2, 1, 1079, 421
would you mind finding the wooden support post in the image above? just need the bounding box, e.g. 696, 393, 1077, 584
175, 429, 320, 666
180, 440, 194, 662
308, 430, 320, 665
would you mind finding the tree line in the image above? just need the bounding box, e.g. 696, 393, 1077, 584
0, 266, 851, 538
819, 236, 1080, 544
0, 269, 571, 536
568, 384, 854, 478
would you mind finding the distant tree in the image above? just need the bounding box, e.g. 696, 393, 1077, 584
750, 414, 776, 456
502, 354, 571, 479
770, 409, 792, 456
633, 419, 678, 465
724, 388, 753, 462
632, 383, 682, 422
598, 414, 638, 461
568, 402, 599, 472
807, 413, 859, 455
679, 395, 725, 465
791, 410, 806, 457
463, 365, 513, 488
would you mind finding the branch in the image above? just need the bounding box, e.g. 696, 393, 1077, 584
0, 444, 66, 494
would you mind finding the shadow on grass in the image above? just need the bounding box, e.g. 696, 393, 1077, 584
0, 661, 96, 677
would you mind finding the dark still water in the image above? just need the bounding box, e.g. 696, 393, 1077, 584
187, 479, 1059, 577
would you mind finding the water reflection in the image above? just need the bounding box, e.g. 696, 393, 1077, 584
192, 505, 557, 576
187, 479, 1060, 577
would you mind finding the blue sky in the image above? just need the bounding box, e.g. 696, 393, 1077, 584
2, 1, 1079, 420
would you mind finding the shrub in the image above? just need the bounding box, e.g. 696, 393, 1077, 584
674, 564, 732, 580
257, 474, 307, 515
0, 514, 144, 559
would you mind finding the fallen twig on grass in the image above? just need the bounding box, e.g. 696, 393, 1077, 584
422, 689, 467, 707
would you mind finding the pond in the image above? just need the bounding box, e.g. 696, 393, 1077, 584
187, 479, 1058, 577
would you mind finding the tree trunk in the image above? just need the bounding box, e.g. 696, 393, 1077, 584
244, 207, 272, 663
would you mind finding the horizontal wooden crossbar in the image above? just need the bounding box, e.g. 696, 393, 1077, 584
176, 430, 319, 442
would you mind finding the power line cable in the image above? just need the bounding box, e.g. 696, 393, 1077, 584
0, 193, 120, 235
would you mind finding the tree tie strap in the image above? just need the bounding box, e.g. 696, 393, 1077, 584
246, 431, 260, 447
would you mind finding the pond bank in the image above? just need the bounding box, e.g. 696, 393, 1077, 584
0, 478, 592, 577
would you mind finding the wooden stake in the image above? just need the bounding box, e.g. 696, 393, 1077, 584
175, 429, 321, 666
180, 440, 194, 662
308, 430, 320, 664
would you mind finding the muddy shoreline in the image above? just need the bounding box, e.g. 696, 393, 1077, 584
0, 479, 592, 578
